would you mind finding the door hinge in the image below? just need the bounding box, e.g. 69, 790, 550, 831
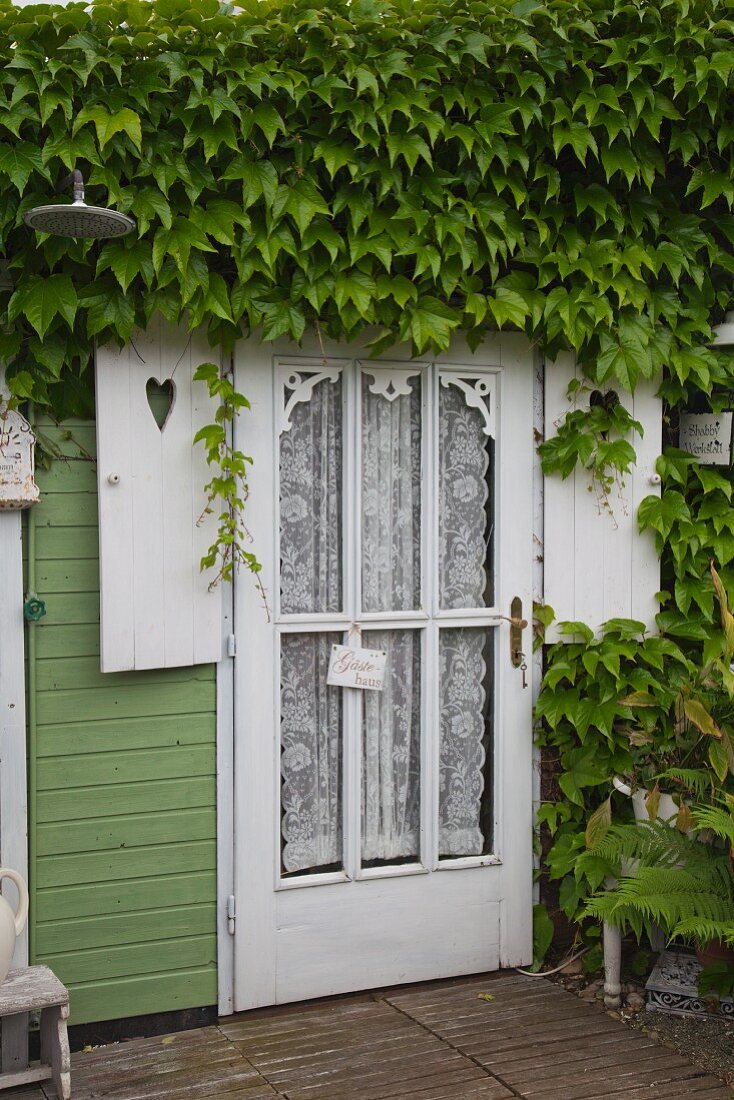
227, 634, 237, 658
227, 894, 236, 935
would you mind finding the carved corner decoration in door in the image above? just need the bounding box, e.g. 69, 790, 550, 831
360, 365, 423, 401
279, 361, 342, 434
95, 318, 222, 672
440, 373, 496, 438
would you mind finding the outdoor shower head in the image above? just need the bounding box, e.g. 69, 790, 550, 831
23, 169, 135, 239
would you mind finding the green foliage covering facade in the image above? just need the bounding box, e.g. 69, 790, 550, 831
0, 0, 733, 414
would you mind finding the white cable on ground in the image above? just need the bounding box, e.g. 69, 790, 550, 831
515, 946, 590, 977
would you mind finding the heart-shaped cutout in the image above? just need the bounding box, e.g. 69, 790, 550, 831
146, 377, 175, 431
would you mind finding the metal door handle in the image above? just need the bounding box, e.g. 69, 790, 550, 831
486, 601, 527, 668
509, 596, 526, 668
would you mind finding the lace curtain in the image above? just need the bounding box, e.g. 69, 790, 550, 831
279, 375, 343, 874
362, 630, 421, 862
278, 369, 492, 872
361, 376, 421, 611
439, 628, 492, 857
281, 633, 342, 873
439, 383, 493, 608
438, 386, 493, 856
279, 375, 342, 615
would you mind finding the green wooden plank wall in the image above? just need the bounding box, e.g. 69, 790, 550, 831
27, 420, 218, 1025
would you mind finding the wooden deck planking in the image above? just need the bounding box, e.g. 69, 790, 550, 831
34, 972, 733, 1099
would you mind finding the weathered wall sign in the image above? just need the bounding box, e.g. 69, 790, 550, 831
678, 411, 733, 466
0, 408, 39, 509
327, 643, 387, 691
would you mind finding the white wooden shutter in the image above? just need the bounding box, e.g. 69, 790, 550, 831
543, 353, 661, 641
96, 319, 222, 671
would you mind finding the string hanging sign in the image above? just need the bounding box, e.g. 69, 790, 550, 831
327, 639, 387, 691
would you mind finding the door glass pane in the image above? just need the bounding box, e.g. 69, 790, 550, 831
439, 383, 494, 608
279, 375, 342, 614
439, 627, 494, 858
280, 632, 343, 875
361, 374, 422, 612
361, 630, 421, 866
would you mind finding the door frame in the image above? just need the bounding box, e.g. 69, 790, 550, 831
219, 330, 538, 1015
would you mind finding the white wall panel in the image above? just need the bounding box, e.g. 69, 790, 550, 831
543, 353, 661, 641
96, 319, 222, 671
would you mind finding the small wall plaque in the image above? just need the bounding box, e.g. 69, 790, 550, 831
678, 411, 733, 465
327, 643, 387, 691
0, 408, 39, 509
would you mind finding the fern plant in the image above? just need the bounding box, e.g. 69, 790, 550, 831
581, 802, 734, 948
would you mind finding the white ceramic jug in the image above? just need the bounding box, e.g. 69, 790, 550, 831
0, 869, 28, 984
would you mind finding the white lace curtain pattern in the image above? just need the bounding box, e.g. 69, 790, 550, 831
278, 367, 493, 873
361, 376, 422, 612
279, 376, 342, 615
362, 629, 421, 862
439, 384, 493, 609
280, 633, 342, 873
439, 628, 491, 857
279, 376, 343, 874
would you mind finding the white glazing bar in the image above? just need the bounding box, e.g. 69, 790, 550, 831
357, 612, 429, 627
424, 361, 439, 871
343, 361, 360, 880
434, 608, 501, 623
277, 617, 351, 632
437, 854, 503, 870
358, 863, 428, 881
276, 870, 350, 891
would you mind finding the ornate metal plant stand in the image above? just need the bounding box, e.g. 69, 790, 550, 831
646, 949, 734, 1018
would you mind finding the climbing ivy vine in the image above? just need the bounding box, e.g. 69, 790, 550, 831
0, 0, 733, 413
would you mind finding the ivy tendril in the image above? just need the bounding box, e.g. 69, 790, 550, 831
538, 381, 643, 523
193, 361, 265, 603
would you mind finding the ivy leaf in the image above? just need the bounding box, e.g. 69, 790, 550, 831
385, 133, 433, 171
553, 122, 598, 163
259, 299, 305, 341
334, 271, 376, 318
488, 288, 529, 329
79, 280, 135, 341
248, 103, 285, 147
0, 142, 49, 191
75, 105, 142, 150
223, 156, 278, 209
314, 138, 355, 178
601, 141, 638, 186
8, 275, 78, 340
285, 181, 330, 236
98, 240, 154, 293
131, 188, 172, 234
638, 492, 690, 539
204, 273, 234, 324
405, 296, 459, 352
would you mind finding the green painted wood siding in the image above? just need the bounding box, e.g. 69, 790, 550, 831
28, 421, 218, 1025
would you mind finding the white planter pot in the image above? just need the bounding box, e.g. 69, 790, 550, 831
631, 789, 680, 823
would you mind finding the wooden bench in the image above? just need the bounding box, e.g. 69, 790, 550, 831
0, 966, 70, 1098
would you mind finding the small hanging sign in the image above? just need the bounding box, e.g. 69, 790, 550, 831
0, 408, 40, 509
327, 643, 387, 691
678, 411, 733, 466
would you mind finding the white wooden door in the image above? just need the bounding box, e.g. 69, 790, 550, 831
232, 333, 534, 1010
